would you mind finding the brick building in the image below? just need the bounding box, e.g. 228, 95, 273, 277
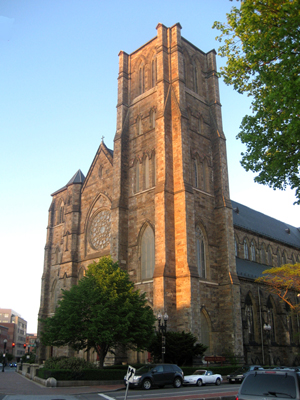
0, 309, 27, 359
38, 23, 300, 366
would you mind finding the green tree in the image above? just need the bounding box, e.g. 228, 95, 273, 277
256, 263, 300, 312
148, 331, 207, 366
213, 0, 300, 203
40, 256, 156, 368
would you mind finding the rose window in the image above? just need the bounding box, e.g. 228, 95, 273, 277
88, 210, 111, 250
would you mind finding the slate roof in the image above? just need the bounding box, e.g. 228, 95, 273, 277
236, 258, 269, 280
66, 169, 85, 186
51, 169, 85, 196
232, 200, 300, 250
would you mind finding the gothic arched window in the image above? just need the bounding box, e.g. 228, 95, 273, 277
139, 65, 144, 95
193, 64, 198, 93
277, 250, 281, 267
194, 159, 198, 188
282, 251, 287, 265
245, 293, 255, 343
152, 153, 156, 187
234, 237, 238, 257
141, 225, 155, 280
144, 156, 150, 190
196, 226, 206, 278
151, 56, 157, 87
251, 241, 256, 262
57, 201, 64, 224
260, 245, 266, 264
135, 162, 140, 193
244, 239, 249, 260
268, 246, 273, 266
267, 296, 276, 343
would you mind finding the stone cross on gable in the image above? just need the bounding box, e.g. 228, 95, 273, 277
101, 135, 105, 142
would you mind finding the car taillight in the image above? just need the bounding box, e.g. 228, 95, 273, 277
235, 396, 239, 400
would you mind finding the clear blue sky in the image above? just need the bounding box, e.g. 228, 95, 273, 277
1, 0, 299, 333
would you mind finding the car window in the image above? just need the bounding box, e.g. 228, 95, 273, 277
241, 374, 297, 398
154, 365, 163, 373
163, 365, 173, 372
137, 365, 152, 373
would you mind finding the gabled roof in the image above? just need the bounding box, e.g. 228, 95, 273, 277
81, 140, 113, 192
232, 200, 300, 249
51, 169, 85, 196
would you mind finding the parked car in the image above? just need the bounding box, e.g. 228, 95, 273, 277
124, 363, 184, 390
183, 369, 223, 386
236, 369, 300, 400
227, 365, 263, 383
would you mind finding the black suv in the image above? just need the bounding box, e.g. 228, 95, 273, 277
237, 369, 300, 400
124, 364, 184, 390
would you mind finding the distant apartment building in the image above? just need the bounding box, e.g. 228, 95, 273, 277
0, 309, 27, 359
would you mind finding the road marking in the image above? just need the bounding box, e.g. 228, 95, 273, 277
98, 394, 116, 400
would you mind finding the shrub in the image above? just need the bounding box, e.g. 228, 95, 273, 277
43, 357, 97, 371
37, 368, 125, 381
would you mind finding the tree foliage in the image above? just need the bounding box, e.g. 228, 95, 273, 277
256, 263, 300, 312
40, 256, 156, 367
213, 0, 300, 203
148, 331, 207, 366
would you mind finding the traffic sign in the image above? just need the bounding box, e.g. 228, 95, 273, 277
125, 365, 136, 383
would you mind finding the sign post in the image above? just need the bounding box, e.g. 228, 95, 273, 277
124, 365, 136, 400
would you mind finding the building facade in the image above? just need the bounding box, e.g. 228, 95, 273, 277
38, 24, 300, 366
0, 309, 27, 359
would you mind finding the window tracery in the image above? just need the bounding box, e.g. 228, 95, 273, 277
88, 209, 111, 251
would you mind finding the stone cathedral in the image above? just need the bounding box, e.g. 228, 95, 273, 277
38, 23, 300, 366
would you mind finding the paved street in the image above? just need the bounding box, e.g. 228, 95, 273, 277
0, 368, 123, 400
0, 368, 238, 400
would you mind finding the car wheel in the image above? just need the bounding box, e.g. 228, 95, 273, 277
173, 377, 182, 388
215, 378, 221, 386
142, 379, 152, 390
197, 379, 203, 387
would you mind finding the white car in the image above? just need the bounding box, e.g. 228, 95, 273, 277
183, 369, 223, 386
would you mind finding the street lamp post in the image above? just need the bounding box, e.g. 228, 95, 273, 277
157, 312, 168, 363
263, 323, 272, 366
2, 339, 7, 372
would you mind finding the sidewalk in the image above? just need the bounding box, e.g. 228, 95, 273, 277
0, 368, 124, 397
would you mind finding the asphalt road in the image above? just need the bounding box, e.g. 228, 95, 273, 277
0, 368, 239, 400
79, 384, 238, 400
